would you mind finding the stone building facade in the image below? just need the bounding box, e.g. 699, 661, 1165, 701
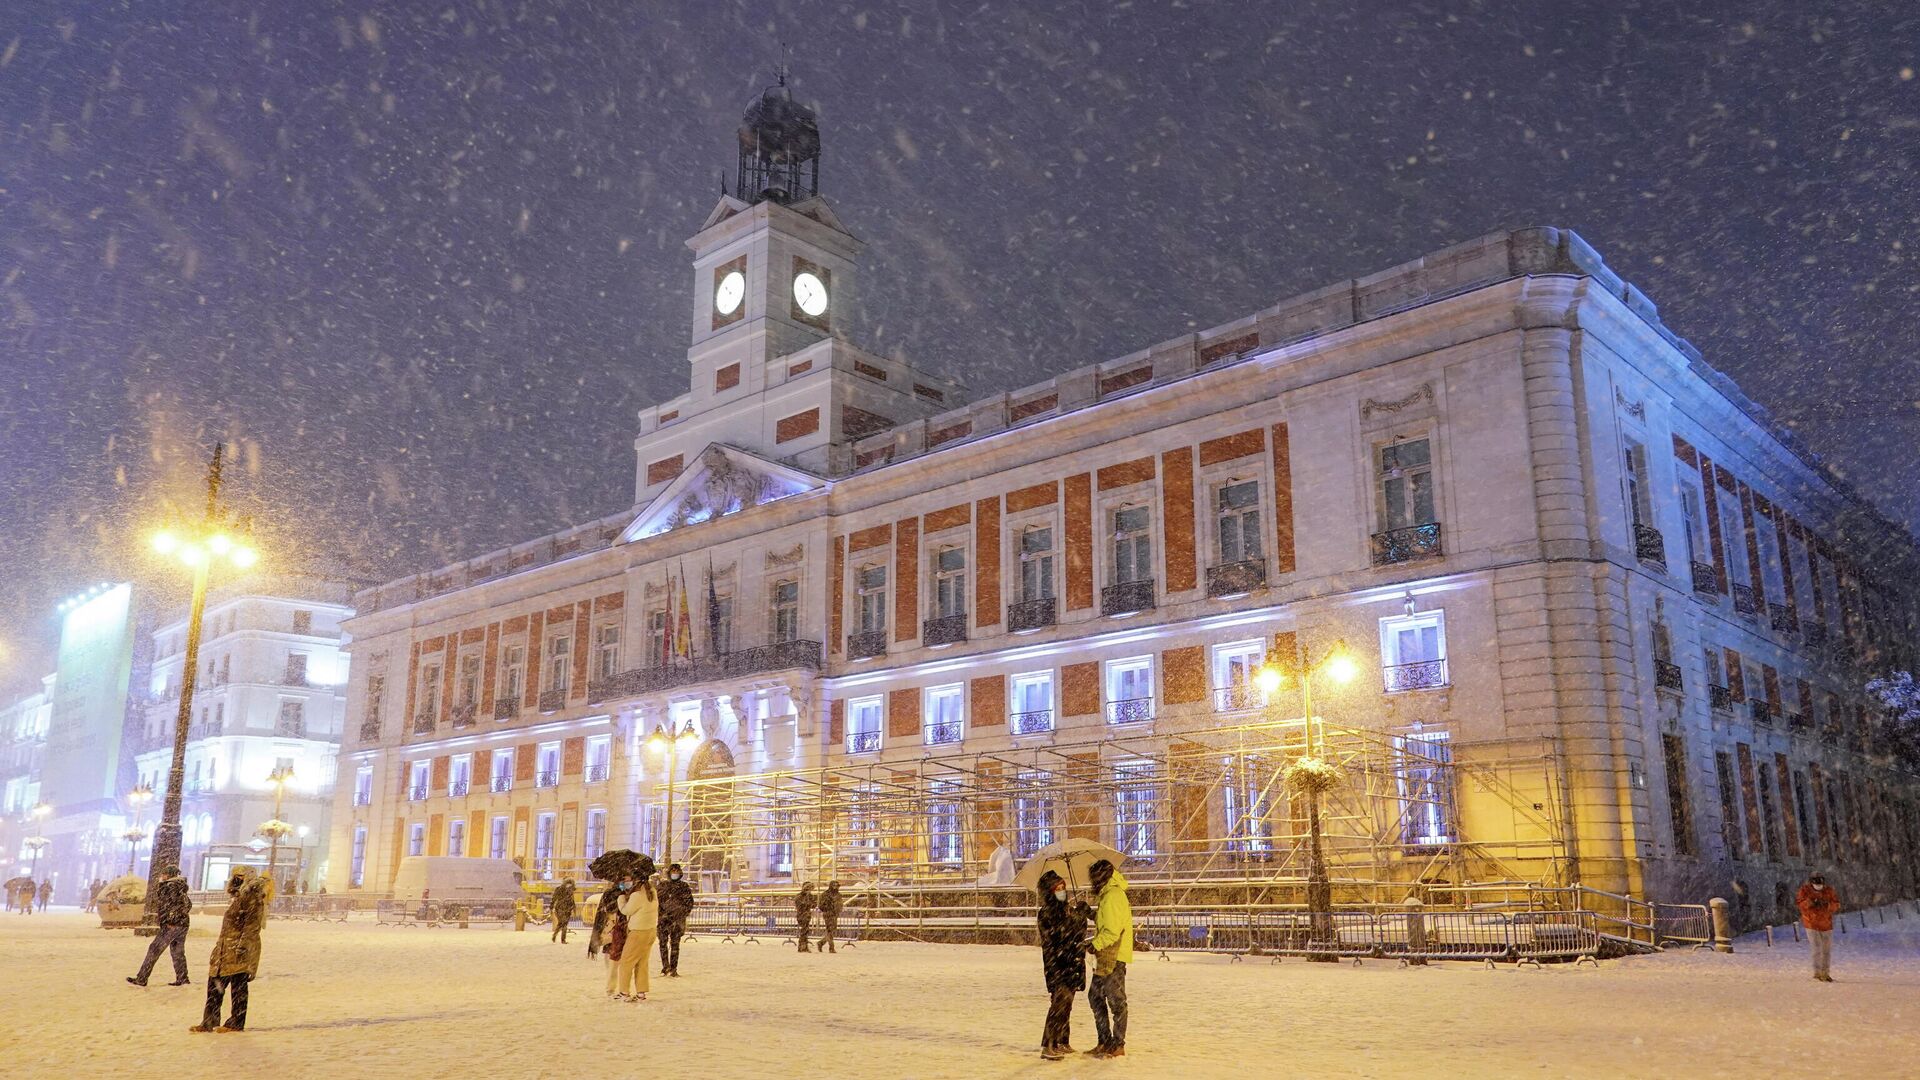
326, 91, 1919, 919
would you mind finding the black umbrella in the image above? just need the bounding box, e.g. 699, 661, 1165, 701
588, 849, 644, 882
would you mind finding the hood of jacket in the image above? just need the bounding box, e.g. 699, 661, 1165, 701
1096, 870, 1129, 897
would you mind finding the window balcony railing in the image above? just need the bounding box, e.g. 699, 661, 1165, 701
491, 776, 513, 794
847, 630, 888, 661
1205, 560, 1267, 598
535, 770, 559, 788
1730, 582, 1760, 617
409, 785, 428, 802
1007, 597, 1056, 634
537, 688, 567, 713
1632, 523, 1667, 569
584, 763, 609, 783
1690, 561, 1719, 596
1383, 659, 1450, 693
451, 702, 477, 729
590, 640, 826, 700
923, 614, 968, 647
1709, 685, 1733, 713
1101, 579, 1156, 617
494, 697, 519, 721
1802, 622, 1828, 648
1010, 709, 1054, 735
411, 711, 436, 735
358, 719, 382, 742
448, 780, 469, 797
1768, 603, 1796, 634
845, 730, 881, 754
1106, 697, 1153, 725
1371, 522, 1443, 566
352, 791, 371, 807
1654, 660, 1684, 693
1212, 683, 1263, 713
925, 722, 963, 746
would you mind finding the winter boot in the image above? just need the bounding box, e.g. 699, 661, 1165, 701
126, 977, 147, 987
1040, 1046, 1068, 1061
169, 978, 192, 987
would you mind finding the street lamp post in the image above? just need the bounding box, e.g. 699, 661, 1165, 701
261, 765, 294, 893
645, 722, 700, 865
141, 444, 259, 934
24, 801, 51, 884
125, 783, 154, 875
1257, 640, 1357, 961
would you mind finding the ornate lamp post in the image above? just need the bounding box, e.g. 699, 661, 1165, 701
645, 722, 700, 864
259, 764, 295, 894
124, 783, 154, 875
141, 444, 258, 934
24, 802, 52, 884
1257, 641, 1357, 961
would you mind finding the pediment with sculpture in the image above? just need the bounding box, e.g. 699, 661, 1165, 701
621, 444, 823, 542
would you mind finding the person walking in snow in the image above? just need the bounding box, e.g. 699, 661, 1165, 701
1084, 859, 1133, 1059
1035, 869, 1091, 1060
816, 880, 845, 954
656, 863, 694, 977
794, 882, 817, 953
1797, 872, 1841, 983
611, 860, 660, 1001
128, 865, 192, 987
550, 878, 577, 944
36, 879, 51, 912
192, 865, 270, 1032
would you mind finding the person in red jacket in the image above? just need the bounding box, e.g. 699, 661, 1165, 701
1795, 872, 1840, 982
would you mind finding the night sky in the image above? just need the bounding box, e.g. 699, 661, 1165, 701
2, 1, 1916, 688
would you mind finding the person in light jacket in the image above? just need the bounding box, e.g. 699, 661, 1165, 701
191, 865, 270, 1032
611, 860, 660, 1001
1084, 859, 1133, 1059
1797, 872, 1842, 982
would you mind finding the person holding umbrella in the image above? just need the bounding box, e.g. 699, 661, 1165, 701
1035, 869, 1091, 1059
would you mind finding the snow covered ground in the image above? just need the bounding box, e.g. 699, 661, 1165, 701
5, 908, 1919, 1079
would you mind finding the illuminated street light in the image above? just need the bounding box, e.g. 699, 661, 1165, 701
646, 722, 702, 864
1255, 639, 1357, 961
125, 783, 154, 874
261, 765, 295, 895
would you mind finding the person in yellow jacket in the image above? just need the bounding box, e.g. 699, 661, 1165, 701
1084, 859, 1132, 1059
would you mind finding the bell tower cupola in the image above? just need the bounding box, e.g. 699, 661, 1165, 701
736, 67, 821, 206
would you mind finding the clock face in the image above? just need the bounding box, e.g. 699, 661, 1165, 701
792, 271, 829, 318
714, 270, 746, 316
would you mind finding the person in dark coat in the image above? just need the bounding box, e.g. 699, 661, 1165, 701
794, 882, 816, 952
36, 879, 52, 912
588, 887, 614, 959
656, 863, 695, 976
550, 878, 577, 944
192, 865, 270, 1032
817, 880, 845, 954
128, 865, 193, 987
1036, 869, 1091, 1059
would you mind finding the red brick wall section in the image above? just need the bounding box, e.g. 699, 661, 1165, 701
894, 518, 920, 643
1062, 662, 1100, 717
1272, 423, 1295, 575
563, 737, 585, 776
404, 641, 421, 728
428, 813, 445, 856
524, 612, 545, 708
646, 455, 683, 486
1162, 447, 1196, 592
1198, 332, 1258, 365
1199, 428, 1265, 467
1006, 481, 1057, 513
1064, 474, 1093, 610
848, 523, 893, 552
1009, 394, 1056, 423
715, 363, 740, 392
1098, 366, 1151, 396
1272, 630, 1300, 675
1725, 649, 1744, 701
830, 699, 845, 743
1096, 456, 1155, 491
975, 497, 1001, 627
971, 675, 1006, 727
1776, 753, 1801, 857
1161, 646, 1206, 705
571, 605, 591, 698
923, 504, 971, 533
829, 536, 845, 655
431, 756, 450, 790
888, 688, 920, 739
776, 408, 820, 443
928, 421, 971, 447
481, 622, 500, 712
515, 744, 536, 782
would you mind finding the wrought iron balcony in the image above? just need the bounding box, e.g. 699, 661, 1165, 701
1010, 709, 1054, 735
584, 763, 609, 783
409, 784, 428, 802
923, 614, 968, 647
845, 730, 881, 754
1802, 622, 1828, 647
1748, 699, 1775, 726
358, 719, 381, 742
1690, 561, 1719, 596
451, 702, 477, 729
1709, 685, 1733, 713
1371, 522, 1442, 566
1786, 711, 1809, 733
1632, 523, 1666, 569
1205, 559, 1268, 598
1731, 582, 1759, 617
411, 711, 436, 735
1769, 603, 1796, 634
490, 776, 513, 793
1212, 684, 1263, 713
1654, 660, 1684, 693
592, 640, 826, 698
535, 770, 559, 788
1106, 697, 1153, 725
1101, 579, 1156, 617
1383, 659, 1449, 693
276, 719, 308, 738
847, 630, 888, 661
537, 688, 567, 713
494, 697, 519, 720
352, 791, 371, 807
1007, 597, 1056, 634
448, 780, 469, 797
925, 721, 963, 746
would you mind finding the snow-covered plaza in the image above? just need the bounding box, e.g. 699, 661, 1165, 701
6, 911, 1919, 1079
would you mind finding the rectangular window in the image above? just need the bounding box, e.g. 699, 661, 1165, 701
1215, 479, 1263, 564
534, 812, 556, 877
284, 653, 309, 686
770, 579, 800, 643
545, 637, 571, 693
408, 822, 425, 857
1014, 770, 1057, 859
1397, 731, 1455, 846
857, 565, 888, 634
1717, 493, 1752, 585
585, 735, 612, 782
1020, 524, 1056, 602
457, 654, 481, 707
491, 749, 515, 792
419, 666, 442, 722
647, 608, 670, 667
1714, 752, 1743, 858
501, 645, 525, 708
1111, 505, 1152, 584
1224, 754, 1275, 853
353, 765, 373, 807
1211, 640, 1267, 711
585, 808, 607, 859
536, 742, 561, 787
1105, 657, 1154, 724
1114, 758, 1158, 857
1661, 735, 1696, 856
933, 546, 967, 620
1380, 611, 1448, 693
593, 624, 621, 682
277, 700, 306, 737
490, 816, 509, 860
292, 609, 313, 635
409, 760, 430, 801
925, 684, 964, 745
1755, 516, 1785, 603
350, 826, 367, 886
713, 593, 734, 655
929, 778, 964, 864
1679, 481, 1709, 567
770, 801, 797, 875
1757, 766, 1781, 861
447, 818, 466, 857
849, 783, 881, 866
1622, 439, 1652, 528
449, 754, 472, 796
1378, 437, 1436, 531
846, 696, 883, 753
1010, 671, 1054, 734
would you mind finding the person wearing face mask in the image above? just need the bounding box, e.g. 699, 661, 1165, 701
191, 865, 271, 1033
1035, 870, 1091, 1060
1797, 871, 1842, 982
794, 882, 817, 952
656, 863, 695, 977
612, 859, 661, 1001
817, 881, 844, 954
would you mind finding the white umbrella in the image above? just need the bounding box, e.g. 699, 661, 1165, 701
1012, 837, 1126, 892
